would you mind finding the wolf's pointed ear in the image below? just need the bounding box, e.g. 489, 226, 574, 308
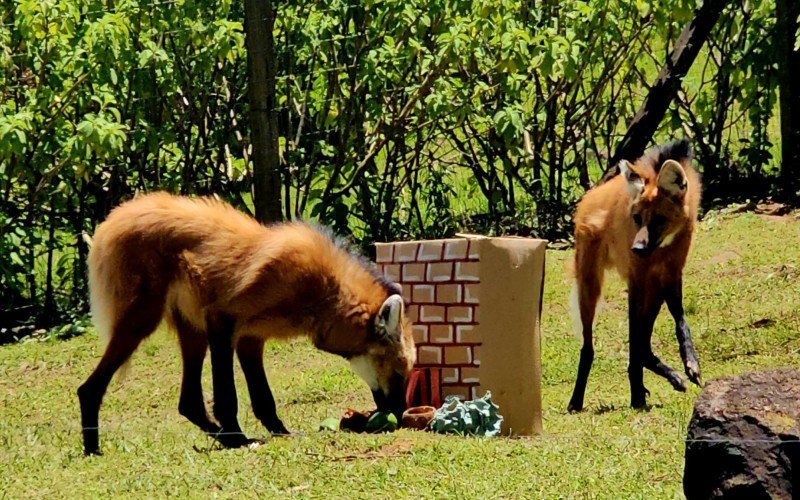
619, 160, 643, 197
657, 159, 688, 199
376, 295, 404, 340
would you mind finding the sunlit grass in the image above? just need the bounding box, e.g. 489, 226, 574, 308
1, 211, 798, 497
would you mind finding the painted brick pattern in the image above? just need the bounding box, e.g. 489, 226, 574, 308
376, 238, 482, 400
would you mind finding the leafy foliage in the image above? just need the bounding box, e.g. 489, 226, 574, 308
1, 0, 249, 327
0, 0, 787, 330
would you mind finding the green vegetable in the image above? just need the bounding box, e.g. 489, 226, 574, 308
319, 417, 340, 432
365, 412, 399, 433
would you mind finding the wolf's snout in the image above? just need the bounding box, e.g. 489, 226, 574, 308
631, 240, 648, 254
632, 241, 654, 258
632, 227, 650, 256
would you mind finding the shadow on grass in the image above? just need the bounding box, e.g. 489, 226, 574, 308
583, 402, 664, 415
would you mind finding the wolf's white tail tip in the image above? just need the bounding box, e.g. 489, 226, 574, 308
81, 232, 93, 248
88, 277, 112, 347
568, 282, 603, 341
89, 287, 133, 382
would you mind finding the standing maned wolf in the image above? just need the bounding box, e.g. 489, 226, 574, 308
567, 139, 702, 412
78, 192, 415, 455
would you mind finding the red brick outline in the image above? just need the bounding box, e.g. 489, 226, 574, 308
377, 238, 483, 396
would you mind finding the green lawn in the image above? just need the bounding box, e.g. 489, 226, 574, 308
1, 211, 798, 498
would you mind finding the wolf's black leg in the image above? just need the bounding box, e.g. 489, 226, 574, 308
236, 336, 289, 435
207, 314, 252, 448
665, 280, 702, 386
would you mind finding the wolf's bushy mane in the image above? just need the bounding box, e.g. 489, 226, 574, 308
643, 138, 693, 173
285, 220, 401, 298
599, 139, 693, 186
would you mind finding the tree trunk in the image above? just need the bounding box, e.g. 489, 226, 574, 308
73, 179, 89, 311
601, 0, 732, 182
776, 0, 800, 201
244, 0, 282, 223
42, 208, 57, 328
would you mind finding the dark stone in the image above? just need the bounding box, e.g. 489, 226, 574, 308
684, 368, 800, 499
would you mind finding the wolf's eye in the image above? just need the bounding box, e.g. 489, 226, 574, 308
632, 214, 642, 226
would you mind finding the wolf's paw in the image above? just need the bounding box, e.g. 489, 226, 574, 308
670, 374, 687, 392
266, 419, 290, 436
631, 386, 650, 409
685, 359, 703, 388
567, 400, 584, 413
215, 431, 252, 449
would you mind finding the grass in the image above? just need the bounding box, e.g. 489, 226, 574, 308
1, 211, 799, 498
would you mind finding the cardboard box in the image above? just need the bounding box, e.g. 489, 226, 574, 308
376, 235, 546, 435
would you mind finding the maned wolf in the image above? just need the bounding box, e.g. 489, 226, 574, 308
78, 192, 415, 455
567, 139, 702, 412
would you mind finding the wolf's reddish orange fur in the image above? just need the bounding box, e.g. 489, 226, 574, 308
567, 140, 702, 411
79, 192, 414, 454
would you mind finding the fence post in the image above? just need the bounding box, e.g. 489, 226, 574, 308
244, 0, 282, 223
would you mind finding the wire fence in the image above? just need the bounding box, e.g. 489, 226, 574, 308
2, 422, 799, 448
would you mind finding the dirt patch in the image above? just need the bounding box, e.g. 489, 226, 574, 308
711, 263, 776, 280
756, 213, 796, 223
753, 201, 798, 223
706, 250, 740, 266
714, 201, 799, 223
719, 317, 777, 336
307, 438, 416, 462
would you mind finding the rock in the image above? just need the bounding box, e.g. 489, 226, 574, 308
684, 368, 800, 499
755, 201, 791, 217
